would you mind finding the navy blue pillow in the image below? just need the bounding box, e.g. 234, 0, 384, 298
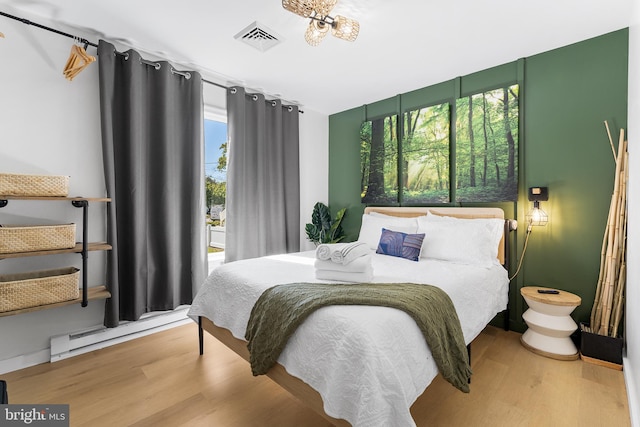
376, 228, 425, 262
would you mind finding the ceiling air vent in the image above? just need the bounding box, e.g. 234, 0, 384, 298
234, 21, 282, 52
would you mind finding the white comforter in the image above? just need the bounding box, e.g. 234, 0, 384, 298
188, 251, 508, 427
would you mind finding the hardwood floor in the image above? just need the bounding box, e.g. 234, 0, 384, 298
2, 323, 630, 426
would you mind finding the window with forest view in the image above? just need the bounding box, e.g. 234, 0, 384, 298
360, 115, 398, 204
403, 103, 450, 203
359, 84, 518, 205
455, 84, 518, 202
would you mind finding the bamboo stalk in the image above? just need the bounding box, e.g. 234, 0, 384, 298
590, 204, 611, 329
595, 128, 626, 336
589, 204, 611, 331
611, 262, 626, 338
611, 139, 629, 337
616, 167, 627, 268
600, 235, 618, 335
590, 120, 618, 331
599, 203, 619, 334
605, 120, 616, 160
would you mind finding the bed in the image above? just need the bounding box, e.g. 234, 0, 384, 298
188, 207, 512, 427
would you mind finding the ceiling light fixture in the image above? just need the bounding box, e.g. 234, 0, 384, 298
282, 0, 360, 46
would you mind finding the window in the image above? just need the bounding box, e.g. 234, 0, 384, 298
455, 85, 519, 202
403, 103, 450, 203
360, 115, 398, 204
204, 118, 227, 252
359, 84, 518, 204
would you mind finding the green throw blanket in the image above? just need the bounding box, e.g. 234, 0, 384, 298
245, 282, 472, 392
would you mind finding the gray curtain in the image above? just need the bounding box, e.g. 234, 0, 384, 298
98, 40, 206, 327
225, 87, 300, 262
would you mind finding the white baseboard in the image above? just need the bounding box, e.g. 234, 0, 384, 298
624, 356, 640, 427
50, 308, 191, 362
0, 308, 192, 374
0, 349, 50, 375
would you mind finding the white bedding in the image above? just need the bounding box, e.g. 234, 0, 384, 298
188, 250, 509, 427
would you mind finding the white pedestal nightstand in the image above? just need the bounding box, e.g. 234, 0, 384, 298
520, 286, 581, 361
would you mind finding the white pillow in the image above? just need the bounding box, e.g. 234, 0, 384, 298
357, 214, 419, 250
416, 213, 504, 268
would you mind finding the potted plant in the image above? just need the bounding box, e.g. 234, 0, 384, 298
305, 202, 346, 245
582, 124, 627, 369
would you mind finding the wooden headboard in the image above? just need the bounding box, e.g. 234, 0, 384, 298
363, 206, 508, 266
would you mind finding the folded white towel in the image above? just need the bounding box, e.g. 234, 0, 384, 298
315, 265, 374, 283
314, 254, 372, 273
315, 243, 347, 261
330, 241, 370, 265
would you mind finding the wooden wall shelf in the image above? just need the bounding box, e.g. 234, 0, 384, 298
0, 242, 112, 260
0, 196, 111, 313
0, 286, 111, 318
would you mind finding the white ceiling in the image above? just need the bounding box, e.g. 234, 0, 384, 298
0, 0, 633, 115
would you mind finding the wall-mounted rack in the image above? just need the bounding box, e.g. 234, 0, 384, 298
0, 196, 111, 316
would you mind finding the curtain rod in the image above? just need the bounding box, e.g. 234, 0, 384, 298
0, 11, 97, 48
1, 10, 303, 113
1, 11, 227, 87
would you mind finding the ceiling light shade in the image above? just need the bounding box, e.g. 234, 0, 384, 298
282, 0, 316, 18
305, 19, 330, 46
283, 0, 359, 46
314, 0, 339, 16
331, 15, 359, 42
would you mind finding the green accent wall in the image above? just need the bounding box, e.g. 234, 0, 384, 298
328, 29, 628, 331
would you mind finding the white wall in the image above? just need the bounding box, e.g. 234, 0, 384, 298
299, 108, 329, 251
0, 16, 107, 363
626, 3, 640, 425
0, 13, 328, 369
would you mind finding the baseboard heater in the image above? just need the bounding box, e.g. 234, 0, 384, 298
50, 307, 191, 362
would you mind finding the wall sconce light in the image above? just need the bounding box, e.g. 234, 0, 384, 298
510, 186, 549, 280
526, 187, 549, 228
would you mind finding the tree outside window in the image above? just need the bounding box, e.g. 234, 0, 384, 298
205, 119, 227, 225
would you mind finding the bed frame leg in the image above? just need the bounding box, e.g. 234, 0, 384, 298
467, 344, 471, 384
503, 307, 510, 331
198, 316, 204, 355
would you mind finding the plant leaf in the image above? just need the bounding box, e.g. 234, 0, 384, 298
312, 202, 332, 233
328, 208, 346, 241
305, 223, 320, 243
308, 203, 347, 244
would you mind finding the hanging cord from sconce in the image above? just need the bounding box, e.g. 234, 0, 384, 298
509, 221, 533, 281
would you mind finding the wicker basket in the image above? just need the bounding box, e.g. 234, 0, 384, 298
0, 173, 69, 197
0, 267, 80, 312
0, 224, 76, 254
